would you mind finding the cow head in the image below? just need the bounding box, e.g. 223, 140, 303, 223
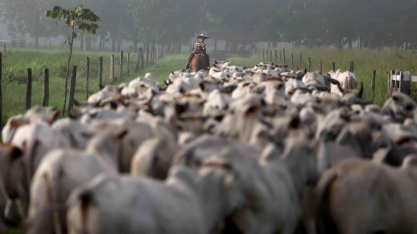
382, 92, 416, 123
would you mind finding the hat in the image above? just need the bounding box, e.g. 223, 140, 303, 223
197, 33, 209, 39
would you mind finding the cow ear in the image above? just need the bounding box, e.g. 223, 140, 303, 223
260, 143, 282, 162
115, 130, 128, 140
49, 109, 60, 124
10, 119, 20, 128
199, 82, 206, 91
9, 146, 23, 161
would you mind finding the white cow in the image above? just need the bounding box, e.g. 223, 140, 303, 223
328, 69, 358, 96
67, 165, 242, 234
26, 149, 117, 234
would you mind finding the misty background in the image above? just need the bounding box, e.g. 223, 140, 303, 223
0, 0, 415, 51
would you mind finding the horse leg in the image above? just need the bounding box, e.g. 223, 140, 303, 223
205, 54, 210, 68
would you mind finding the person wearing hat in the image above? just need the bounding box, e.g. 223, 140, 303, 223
185, 33, 210, 69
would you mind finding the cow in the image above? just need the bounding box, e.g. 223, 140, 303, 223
328, 69, 358, 96
25, 148, 117, 234
307, 155, 417, 234
382, 91, 416, 123
130, 137, 180, 180
66, 164, 243, 234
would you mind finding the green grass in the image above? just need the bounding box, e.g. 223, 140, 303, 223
0, 49, 188, 123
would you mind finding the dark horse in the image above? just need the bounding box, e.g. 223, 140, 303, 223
190, 54, 208, 71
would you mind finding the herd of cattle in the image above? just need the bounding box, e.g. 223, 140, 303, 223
0, 60, 416, 234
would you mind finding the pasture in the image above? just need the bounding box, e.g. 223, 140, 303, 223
0, 47, 415, 126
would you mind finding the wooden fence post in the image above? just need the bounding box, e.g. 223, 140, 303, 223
0, 53, 2, 128
349, 61, 355, 72
332, 62, 336, 71
371, 70, 376, 101
42, 68, 49, 106
127, 52, 130, 76
26, 68, 32, 111
86, 57, 90, 100
135, 50, 140, 73
300, 54, 302, 69
140, 47, 145, 69
283, 49, 286, 64
146, 47, 149, 67
308, 57, 311, 72
98, 56, 103, 90
279, 50, 282, 61
110, 54, 114, 82
275, 50, 277, 62
269, 51, 272, 61
319, 59, 323, 74
68, 66, 77, 113
291, 53, 294, 69
120, 51, 123, 80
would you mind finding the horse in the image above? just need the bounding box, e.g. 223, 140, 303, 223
190, 54, 208, 71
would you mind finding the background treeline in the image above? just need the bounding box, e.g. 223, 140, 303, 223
0, 0, 416, 51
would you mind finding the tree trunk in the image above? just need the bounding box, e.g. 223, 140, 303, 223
111, 34, 116, 52
80, 34, 84, 51
348, 38, 353, 49
35, 34, 39, 50
63, 36, 73, 115
117, 12, 122, 52
133, 38, 138, 52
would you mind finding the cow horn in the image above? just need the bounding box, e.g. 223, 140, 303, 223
357, 82, 364, 98
337, 83, 345, 94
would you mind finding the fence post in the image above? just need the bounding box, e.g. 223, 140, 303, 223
291, 53, 294, 69
283, 49, 286, 64
319, 59, 323, 74
146, 47, 149, 67
68, 66, 77, 113
86, 57, 90, 100
349, 61, 355, 72
269, 51, 272, 62
120, 51, 123, 80
0, 53, 2, 129
140, 47, 145, 69
98, 56, 103, 90
308, 57, 311, 72
299, 54, 302, 68
42, 68, 49, 106
275, 50, 277, 62
26, 68, 32, 111
279, 50, 282, 61
110, 54, 114, 83
135, 50, 140, 73
262, 49, 265, 60
371, 70, 376, 101
332, 62, 336, 71
127, 52, 130, 76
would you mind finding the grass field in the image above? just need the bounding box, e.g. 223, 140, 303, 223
1, 47, 417, 126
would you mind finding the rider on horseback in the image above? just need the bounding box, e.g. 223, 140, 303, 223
185, 33, 210, 70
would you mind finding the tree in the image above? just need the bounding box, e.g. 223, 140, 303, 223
45, 4, 99, 114
0, 0, 60, 48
